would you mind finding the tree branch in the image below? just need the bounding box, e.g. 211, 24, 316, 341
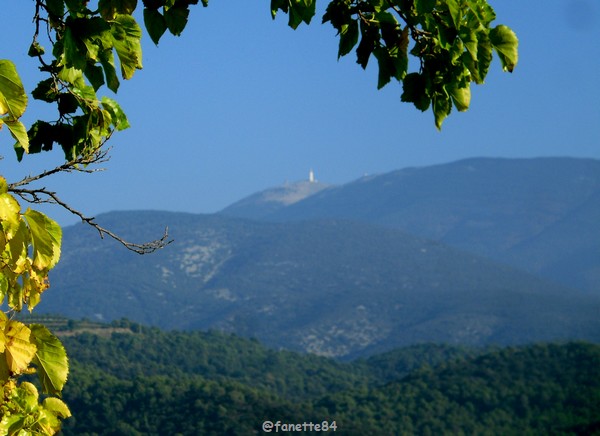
8, 144, 172, 254
9, 186, 172, 254
9, 148, 110, 189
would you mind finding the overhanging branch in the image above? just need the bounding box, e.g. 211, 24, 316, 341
7, 146, 172, 255
9, 186, 172, 254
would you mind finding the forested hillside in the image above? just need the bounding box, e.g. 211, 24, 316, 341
33, 318, 600, 435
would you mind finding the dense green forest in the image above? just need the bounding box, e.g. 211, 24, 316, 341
20, 316, 600, 435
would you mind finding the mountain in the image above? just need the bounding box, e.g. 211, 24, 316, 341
221, 179, 331, 220
40, 210, 600, 359
222, 157, 600, 294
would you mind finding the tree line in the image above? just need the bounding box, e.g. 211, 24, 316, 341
49, 320, 600, 435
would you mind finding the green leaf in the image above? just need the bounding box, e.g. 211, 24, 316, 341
356, 21, 377, 69
373, 47, 393, 89
449, 37, 464, 63
433, 92, 451, 130
287, 0, 316, 29
27, 121, 57, 154
99, 50, 120, 92
476, 31, 493, 81
460, 29, 492, 84
20, 381, 39, 403
77, 19, 113, 68
298, 0, 316, 25
5, 119, 29, 154
23, 209, 62, 271
164, 6, 190, 36
445, 0, 461, 29
322, 0, 351, 29
85, 63, 106, 91
460, 29, 479, 63
30, 325, 69, 396
490, 24, 518, 72
28, 41, 45, 57
288, 4, 304, 29
338, 21, 359, 59
43, 397, 72, 419
401, 73, 430, 111
57, 65, 86, 88
389, 27, 409, 81
102, 97, 130, 130
144, 9, 168, 44
58, 93, 79, 115
46, 0, 66, 18
143, 0, 165, 10
0, 60, 28, 119
31, 78, 59, 103
469, 1, 496, 27
271, 0, 287, 19
111, 14, 143, 79
62, 26, 88, 71
99, 0, 138, 20
414, 0, 435, 14
448, 82, 471, 111
64, 0, 83, 13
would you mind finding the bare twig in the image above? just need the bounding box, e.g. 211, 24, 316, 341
9, 148, 110, 188
8, 143, 172, 254
9, 186, 172, 254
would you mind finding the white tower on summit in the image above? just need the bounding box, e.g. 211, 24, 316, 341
309, 169, 315, 183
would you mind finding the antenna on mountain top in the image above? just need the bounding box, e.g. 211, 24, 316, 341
309, 169, 315, 183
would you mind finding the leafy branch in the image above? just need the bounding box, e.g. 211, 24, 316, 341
273, 0, 518, 129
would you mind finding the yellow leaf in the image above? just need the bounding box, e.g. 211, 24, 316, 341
24, 208, 62, 271
0, 60, 28, 118
7, 220, 29, 269
3, 319, 37, 374
23, 269, 49, 311
0, 193, 21, 240
0, 312, 7, 354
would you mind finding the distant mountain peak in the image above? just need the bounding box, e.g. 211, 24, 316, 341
221, 177, 332, 220
263, 180, 328, 205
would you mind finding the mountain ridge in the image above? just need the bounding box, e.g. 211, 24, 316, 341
41, 209, 600, 358
221, 157, 600, 294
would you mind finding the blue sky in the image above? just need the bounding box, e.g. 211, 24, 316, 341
2, 1, 599, 225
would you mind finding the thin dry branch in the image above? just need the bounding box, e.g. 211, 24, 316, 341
9, 147, 110, 188
8, 144, 172, 254
9, 186, 172, 254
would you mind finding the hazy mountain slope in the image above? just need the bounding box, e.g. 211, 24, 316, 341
222, 180, 331, 220
243, 157, 600, 293
41, 211, 600, 358
506, 190, 600, 293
